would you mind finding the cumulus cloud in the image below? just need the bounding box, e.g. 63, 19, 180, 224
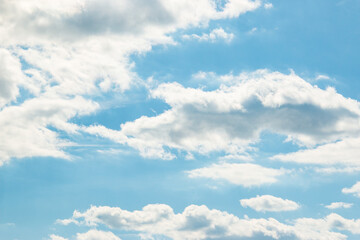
0, 0, 262, 163
342, 182, 360, 198
187, 163, 287, 187
325, 202, 353, 210
0, 95, 98, 166
85, 70, 360, 160
294, 213, 360, 239
182, 28, 234, 43
49, 235, 68, 240
57, 203, 360, 240
272, 137, 360, 166
49, 230, 121, 240
0, 0, 261, 45
76, 229, 121, 240
240, 195, 300, 212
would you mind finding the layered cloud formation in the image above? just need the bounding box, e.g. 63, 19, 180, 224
56, 203, 360, 240
2, 1, 360, 240
0, 0, 263, 165
86, 70, 360, 164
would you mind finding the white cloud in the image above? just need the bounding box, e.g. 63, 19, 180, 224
0, 0, 261, 45
0, 49, 28, 108
49, 235, 68, 240
248, 27, 258, 34
182, 28, 234, 43
216, 0, 262, 19
272, 137, 360, 167
325, 202, 353, 209
187, 163, 287, 187
50, 230, 121, 240
58, 203, 360, 240
240, 195, 300, 212
342, 182, 360, 198
315, 74, 331, 81
315, 166, 360, 174
0, 0, 262, 163
294, 213, 360, 239
264, 3, 274, 9
77, 229, 121, 240
0, 95, 98, 166
85, 70, 360, 160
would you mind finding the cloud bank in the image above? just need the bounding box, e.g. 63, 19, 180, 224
86, 70, 360, 162
57, 203, 360, 240
0, 0, 262, 164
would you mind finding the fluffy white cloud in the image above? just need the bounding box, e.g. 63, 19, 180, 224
49, 230, 121, 240
216, 0, 261, 19
85, 70, 360, 160
315, 167, 360, 174
182, 28, 234, 43
0, 49, 28, 108
0, 0, 261, 45
187, 163, 286, 187
0, 95, 98, 166
58, 203, 360, 240
325, 202, 353, 210
76, 229, 121, 240
240, 195, 300, 212
342, 182, 360, 198
294, 213, 360, 239
0, 0, 262, 163
49, 235, 68, 240
272, 137, 360, 167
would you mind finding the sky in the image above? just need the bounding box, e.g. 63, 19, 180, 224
1, 0, 360, 239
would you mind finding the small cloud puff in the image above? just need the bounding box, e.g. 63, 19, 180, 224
315, 74, 331, 81
182, 28, 234, 43
240, 195, 300, 212
187, 163, 287, 187
325, 202, 353, 209
49, 235, 68, 240
264, 3, 274, 9
342, 182, 360, 198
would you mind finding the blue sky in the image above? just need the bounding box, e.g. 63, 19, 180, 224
1, 0, 360, 240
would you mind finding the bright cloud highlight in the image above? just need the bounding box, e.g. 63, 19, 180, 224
86, 70, 360, 161
240, 195, 300, 212
57, 204, 360, 240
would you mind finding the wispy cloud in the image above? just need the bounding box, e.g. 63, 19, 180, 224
325, 202, 353, 209
183, 28, 234, 43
